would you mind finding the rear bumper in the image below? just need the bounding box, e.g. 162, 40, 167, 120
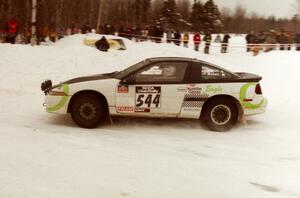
243, 97, 268, 116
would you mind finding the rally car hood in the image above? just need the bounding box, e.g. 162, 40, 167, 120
61, 72, 117, 85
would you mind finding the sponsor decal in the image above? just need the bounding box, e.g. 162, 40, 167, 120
204, 85, 223, 94
135, 86, 161, 109
187, 87, 202, 94
240, 83, 265, 110
117, 106, 134, 112
135, 108, 150, 113
118, 84, 129, 93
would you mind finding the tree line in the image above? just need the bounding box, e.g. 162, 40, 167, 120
0, 0, 299, 33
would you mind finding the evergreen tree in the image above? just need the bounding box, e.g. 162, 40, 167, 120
203, 0, 222, 32
190, 0, 205, 32
160, 0, 181, 30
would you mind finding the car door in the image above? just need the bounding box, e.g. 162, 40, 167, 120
179, 62, 237, 119
115, 61, 189, 117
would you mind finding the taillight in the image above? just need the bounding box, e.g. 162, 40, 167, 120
255, 83, 262, 95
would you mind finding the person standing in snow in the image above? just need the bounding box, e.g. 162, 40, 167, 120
264, 30, 277, 52
141, 25, 149, 41
134, 24, 142, 42
203, 32, 212, 54
214, 34, 221, 43
183, 33, 189, 48
173, 30, 181, 46
221, 33, 231, 53
166, 29, 173, 43
48, 26, 57, 42
5, 17, 18, 44
246, 31, 254, 52
193, 32, 201, 51
81, 22, 91, 34
295, 33, 300, 51
118, 25, 125, 38
153, 24, 163, 43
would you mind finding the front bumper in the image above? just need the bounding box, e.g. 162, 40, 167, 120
44, 94, 70, 114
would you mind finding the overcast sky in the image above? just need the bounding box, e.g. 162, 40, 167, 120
212, 0, 296, 18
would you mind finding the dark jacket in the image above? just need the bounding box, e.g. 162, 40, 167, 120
95, 36, 110, 52
222, 34, 231, 43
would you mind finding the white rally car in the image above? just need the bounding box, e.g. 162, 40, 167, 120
41, 57, 267, 131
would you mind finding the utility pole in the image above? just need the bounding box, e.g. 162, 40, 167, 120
31, 0, 37, 45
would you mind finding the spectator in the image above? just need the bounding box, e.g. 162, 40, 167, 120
166, 29, 173, 43
252, 33, 261, 56
277, 30, 288, 50
221, 33, 231, 53
57, 27, 64, 40
126, 26, 134, 40
41, 25, 49, 42
81, 22, 91, 34
203, 32, 212, 54
287, 31, 293, 50
153, 25, 163, 43
246, 31, 254, 52
134, 24, 142, 42
23, 26, 31, 44
264, 30, 277, 52
295, 33, 300, 51
48, 26, 57, 42
193, 32, 201, 51
214, 34, 221, 43
183, 33, 189, 48
141, 25, 149, 41
173, 30, 181, 46
6, 16, 18, 44
0, 29, 5, 43
118, 25, 125, 37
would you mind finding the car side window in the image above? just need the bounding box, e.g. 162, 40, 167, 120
188, 63, 202, 83
134, 62, 188, 83
201, 65, 233, 80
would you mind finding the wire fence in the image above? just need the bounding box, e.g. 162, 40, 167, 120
117, 32, 300, 51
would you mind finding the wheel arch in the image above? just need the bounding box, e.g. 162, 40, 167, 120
67, 90, 109, 114
200, 94, 243, 119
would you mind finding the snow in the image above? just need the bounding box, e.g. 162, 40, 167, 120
0, 33, 300, 198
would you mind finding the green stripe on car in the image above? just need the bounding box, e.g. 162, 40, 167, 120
240, 83, 265, 110
46, 84, 70, 112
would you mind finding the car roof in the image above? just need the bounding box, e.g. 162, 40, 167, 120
146, 57, 198, 62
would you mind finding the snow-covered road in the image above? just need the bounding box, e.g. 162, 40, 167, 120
0, 34, 299, 198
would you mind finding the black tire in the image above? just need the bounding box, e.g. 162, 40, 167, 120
201, 98, 238, 132
70, 93, 107, 128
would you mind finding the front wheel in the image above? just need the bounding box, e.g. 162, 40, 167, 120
201, 98, 238, 132
70, 93, 107, 128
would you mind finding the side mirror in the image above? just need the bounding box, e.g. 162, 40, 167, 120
122, 75, 136, 85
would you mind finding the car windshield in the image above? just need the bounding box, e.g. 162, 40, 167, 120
114, 60, 149, 79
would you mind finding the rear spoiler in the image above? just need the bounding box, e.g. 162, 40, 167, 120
235, 72, 262, 82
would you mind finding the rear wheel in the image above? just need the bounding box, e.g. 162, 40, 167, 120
202, 98, 238, 132
70, 93, 107, 128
